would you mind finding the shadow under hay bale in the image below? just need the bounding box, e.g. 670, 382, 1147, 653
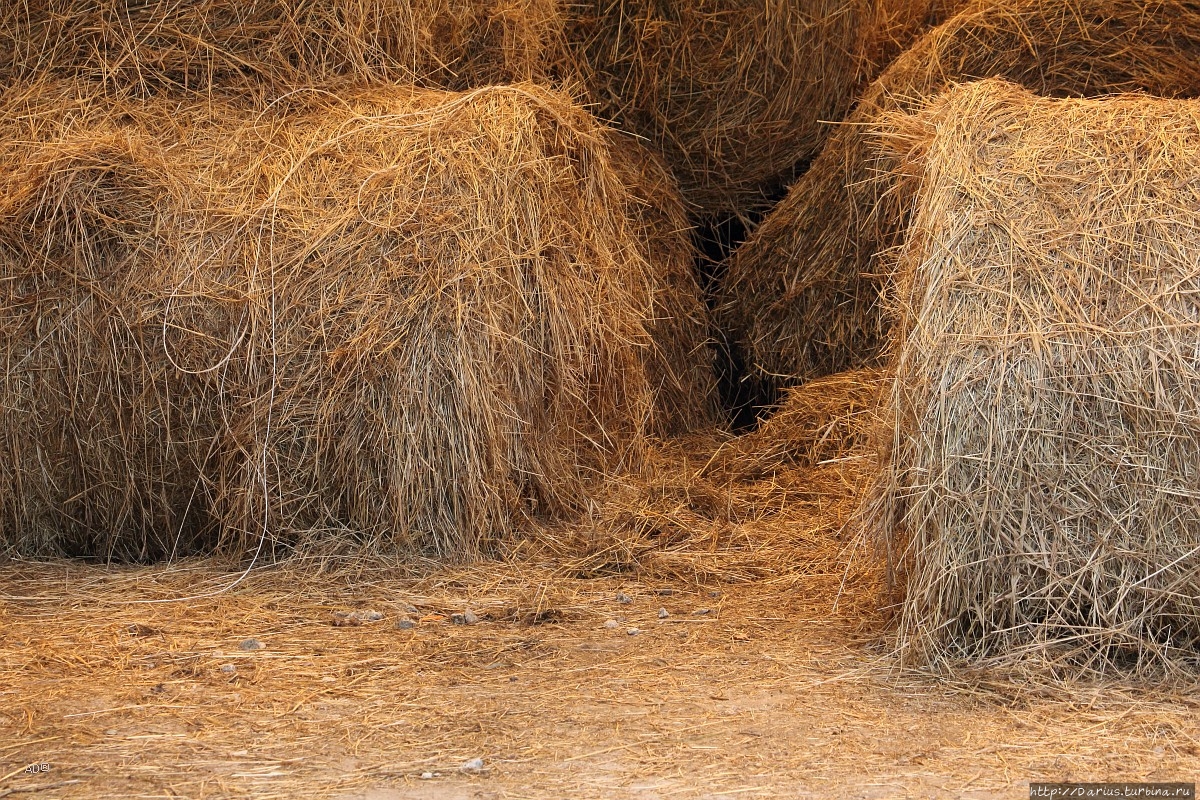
860, 80, 1200, 675
0, 0, 568, 96
0, 82, 713, 562
721, 0, 1200, 389
563, 0, 873, 217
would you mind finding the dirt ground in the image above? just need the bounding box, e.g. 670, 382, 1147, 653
2, 554, 1198, 800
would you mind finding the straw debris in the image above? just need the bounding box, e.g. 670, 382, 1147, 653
722, 0, 1200, 387
860, 80, 1200, 674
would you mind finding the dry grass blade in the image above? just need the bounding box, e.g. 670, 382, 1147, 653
859, 79, 1200, 676
721, 0, 1200, 388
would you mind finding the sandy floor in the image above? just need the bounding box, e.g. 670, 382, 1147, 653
2, 557, 1198, 800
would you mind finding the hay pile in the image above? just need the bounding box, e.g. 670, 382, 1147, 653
721, 0, 1200, 387
0, 0, 567, 96
0, 82, 712, 561
563, 0, 873, 216
860, 80, 1200, 673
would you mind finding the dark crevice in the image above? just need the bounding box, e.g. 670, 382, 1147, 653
693, 176, 797, 432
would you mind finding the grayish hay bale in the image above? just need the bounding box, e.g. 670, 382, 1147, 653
860, 80, 1200, 674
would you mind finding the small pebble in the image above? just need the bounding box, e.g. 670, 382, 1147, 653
708, 590, 722, 598
451, 610, 479, 625
395, 618, 416, 630
693, 608, 712, 616
420, 772, 434, 780
603, 619, 620, 630
219, 664, 237, 674
238, 638, 264, 651
627, 627, 641, 636
657, 608, 669, 619
615, 592, 632, 604
362, 610, 384, 622
461, 757, 485, 774
104, 729, 118, 736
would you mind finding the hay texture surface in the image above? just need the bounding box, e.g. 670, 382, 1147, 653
721, 0, 1200, 387
0, 83, 703, 561
0, 0, 566, 96
861, 80, 1200, 673
564, 0, 872, 216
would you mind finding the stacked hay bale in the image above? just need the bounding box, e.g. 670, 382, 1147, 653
721, 0, 1200, 388
563, 0, 874, 216
0, 82, 702, 561
0, 0, 568, 95
860, 80, 1200, 672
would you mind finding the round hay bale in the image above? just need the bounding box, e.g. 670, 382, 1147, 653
0, 0, 567, 96
0, 82, 713, 560
721, 0, 1200, 388
563, 0, 874, 217
860, 80, 1200, 673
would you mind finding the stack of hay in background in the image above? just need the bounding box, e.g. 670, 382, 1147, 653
722, 0, 1200, 388
859, 80, 1200, 673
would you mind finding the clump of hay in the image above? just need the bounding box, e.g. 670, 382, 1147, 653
731, 369, 883, 479
0, 0, 567, 96
860, 80, 1200, 674
564, 0, 873, 216
0, 82, 716, 561
721, 0, 1200, 387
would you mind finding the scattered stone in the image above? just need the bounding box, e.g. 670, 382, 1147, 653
420, 772, 434, 780
615, 592, 633, 604
395, 618, 416, 630
461, 757, 485, 774
654, 588, 675, 596
104, 729, 118, 736
126, 623, 160, 637
333, 609, 385, 627
693, 608, 712, 616
219, 664, 237, 674
603, 619, 620, 630
627, 627, 641, 636
708, 590, 723, 599
450, 610, 479, 625
657, 608, 670, 619
238, 638, 264, 651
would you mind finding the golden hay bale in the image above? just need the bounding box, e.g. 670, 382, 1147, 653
0, 82, 715, 561
563, 0, 873, 216
0, 0, 566, 96
721, 0, 1200, 387
860, 80, 1200, 673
